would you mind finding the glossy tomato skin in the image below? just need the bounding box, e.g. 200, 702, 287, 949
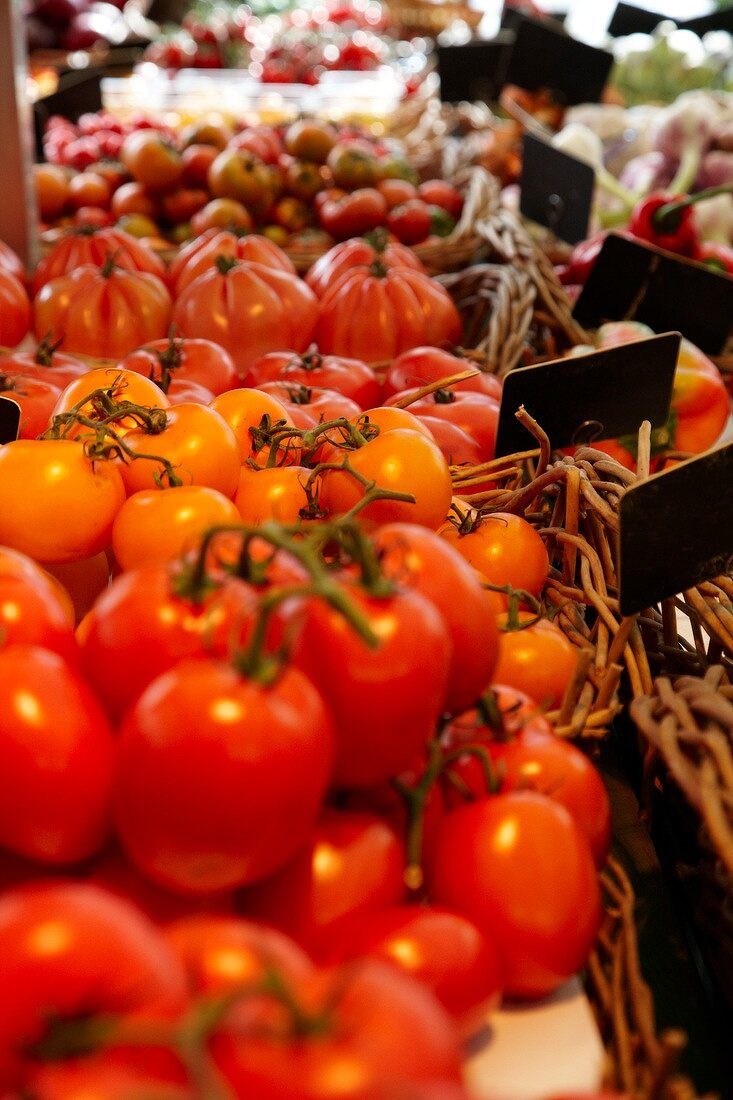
239, 809, 406, 959
249, 348, 381, 410
326, 905, 503, 1017
119, 403, 241, 499
0, 440, 125, 564
34, 264, 172, 360
112, 485, 241, 571
114, 660, 335, 894
210, 387, 297, 466
0, 882, 188, 1089
382, 347, 503, 401
0, 374, 60, 439
31, 226, 166, 295
493, 614, 578, 711
80, 566, 258, 723
23, 1059, 193, 1100
0, 645, 114, 865
118, 337, 238, 397
373, 522, 500, 714
235, 465, 311, 525
173, 260, 318, 381
0, 270, 31, 348
168, 229, 295, 296
315, 266, 462, 364
0, 344, 89, 390
428, 792, 602, 1000
211, 959, 462, 1098
318, 187, 387, 240
290, 583, 450, 787
441, 512, 549, 603
321, 429, 453, 531
392, 390, 499, 463
0, 570, 77, 662
306, 235, 426, 298
165, 914, 312, 995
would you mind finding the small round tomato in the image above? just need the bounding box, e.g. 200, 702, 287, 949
240, 809, 406, 959
235, 465, 311, 525
119, 403, 241, 499
0, 645, 115, 866
190, 198, 254, 235
273, 196, 315, 233
383, 347, 503, 401
0, 440, 125, 564
0, 566, 76, 660
320, 428, 453, 531
250, 348, 381, 410
284, 159, 325, 204
393, 388, 499, 462
418, 180, 464, 220
67, 171, 112, 211
111, 180, 158, 219
211, 387, 297, 466
378, 178, 418, 209
493, 613, 578, 711
114, 659, 335, 894
327, 905, 503, 1017
386, 200, 432, 246
33, 163, 70, 220
182, 142, 220, 187
284, 120, 337, 164
112, 485, 241, 571
118, 336, 238, 397
121, 130, 184, 193
440, 511, 549, 602
428, 792, 602, 1000
318, 188, 387, 240
327, 143, 380, 189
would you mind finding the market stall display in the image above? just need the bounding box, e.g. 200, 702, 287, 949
3, 4, 733, 1097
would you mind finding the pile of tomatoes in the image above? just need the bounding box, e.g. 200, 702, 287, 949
0, 216, 616, 1094
38, 113, 464, 253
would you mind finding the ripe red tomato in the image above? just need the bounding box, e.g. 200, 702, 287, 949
0, 882, 188, 1089
181, 142, 219, 187
0, 270, 31, 348
118, 336, 238, 397
383, 346, 503, 401
315, 266, 462, 363
428, 792, 602, 999
0, 373, 61, 439
386, 200, 432, 246
249, 347, 381, 410
211, 959, 462, 1096
0, 645, 114, 866
257, 381, 362, 429
114, 659, 335, 893
168, 228, 295, 296
378, 178, 418, 209
67, 170, 112, 211
391, 388, 499, 462
418, 180, 464, 219
240, 809, 406, 958
306, 234, 426, 298
228, 125, 284, 165
373, 522, 500, 714
0, 341, 88, 389
440, 511, 549, 602
290, 582, 450, 787
172, 258, 318, 381
32, 226, 166, 294
120, 130, 184, 192
165, 913, 312, 994
318, 188, 387, 240
0, 566, 76, 661
34, 262, 172, 360
80, 565, 258, 722
493, 613, 578, 711
23, 1059, 191, 1099
327, 905, 503, 1017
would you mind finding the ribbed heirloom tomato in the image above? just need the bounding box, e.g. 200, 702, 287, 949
168, 228, 297, 296
306, 232, 426, 297
31, 225, 166, 294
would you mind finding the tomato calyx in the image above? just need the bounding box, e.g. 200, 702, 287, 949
42, 381, 183, 488
363, 226, 390, 254
488, 584, 543, 631
99, 252, 120, 279
293, 344, 324, 372
34, 333, 65, 367
368, 259, 389, 278
0, 372, 22, 394
214, 254, 241, 276
432, 387, 457, 406
443, 501, 482, 536
150, 328, 185, 396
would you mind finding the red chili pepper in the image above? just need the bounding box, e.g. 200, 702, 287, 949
629, 192, 700, 257
697, 240, 733, 275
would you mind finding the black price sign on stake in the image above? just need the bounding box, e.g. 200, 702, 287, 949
0, 397, 21, 445
573, 233, 733, 356
436, 36, 514, 105
495, 332, 680, 458
619, 441, 733, 616
503, 15, 614, 105
608, 3, 669, 36
520, 134, 594, 245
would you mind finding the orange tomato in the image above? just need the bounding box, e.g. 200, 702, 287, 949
0, 440, 125, 563
235, 466, 312, 525
211, 388, 299, 467
112, 485, 241, 571
50, 368, 170, 439
440, 512, 549, 602
493, 613, 578, 711
119, 403, 241, 499
320, 428, 452, 529
120, 131, 184, 193
33, 164, 70, 220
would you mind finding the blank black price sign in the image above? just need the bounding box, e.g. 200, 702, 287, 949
520, 134, 594, 245
503, 15, 614, 105
619, 441, 733, 615
495, 332, 680, 457
436, 36, 514, 105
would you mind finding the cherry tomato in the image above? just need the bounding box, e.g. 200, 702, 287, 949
386, 200, 432, 246
428, 792, 602, 999
418, 180, 464, 220
494, 613, 578, 711
210, 387, 297, 466
114, 659, 335, 893
121, 130, 183, 192
318, 188, 387, 240
290, 581, 450, 787
391, 388, 499, 462
0, 882, 188, 1089
240, 809, 406, 959
0, 645, 114, 865
440, 512, 549, 602
378, 178, 418, 209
